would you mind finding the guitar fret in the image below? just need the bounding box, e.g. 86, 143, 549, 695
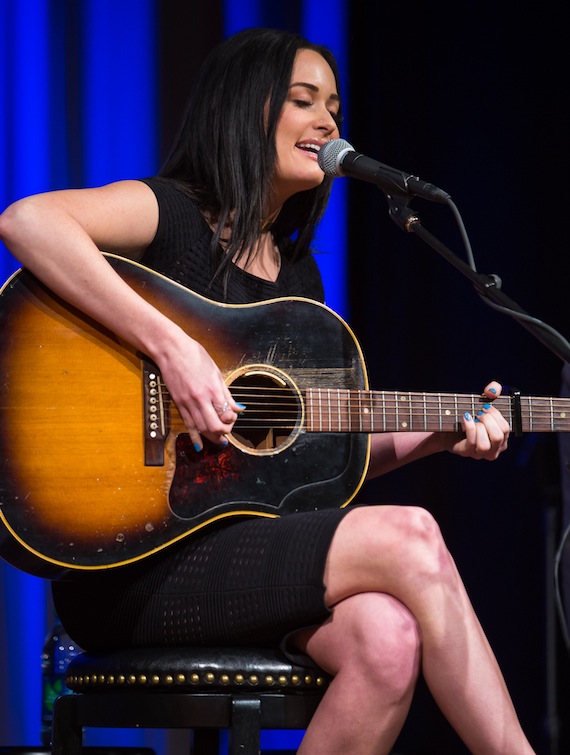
454, 394, 458, 430
528, 399, 534, 432
396, 393, 409, 430
394, 394, 400, 430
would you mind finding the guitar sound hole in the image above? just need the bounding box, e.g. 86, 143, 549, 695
230, 371, 301, 453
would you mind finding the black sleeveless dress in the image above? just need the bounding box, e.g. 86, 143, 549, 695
52, 178, 353, 656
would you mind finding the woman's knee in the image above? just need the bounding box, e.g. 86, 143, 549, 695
303, 592, 422, 699
331, 505, 454, 592
346, 593, 421, 689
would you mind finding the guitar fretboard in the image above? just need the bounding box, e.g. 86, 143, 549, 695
305, 389, 570, 434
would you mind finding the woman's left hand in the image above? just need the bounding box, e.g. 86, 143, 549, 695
448, 380, 510, 461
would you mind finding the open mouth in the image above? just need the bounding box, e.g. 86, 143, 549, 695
296, 142, 323, 160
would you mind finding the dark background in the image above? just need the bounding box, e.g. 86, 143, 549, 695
344, 6, 570, 754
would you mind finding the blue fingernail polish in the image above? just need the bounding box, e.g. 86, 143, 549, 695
483, 404, 491, 410
464, 412, 472, 421
236, 403, 246, 411
220, 438, 228, 447
477, 411, 484, 416
489, 387, 497, 394
194, 442, 202, 452
474, 418, 481, 423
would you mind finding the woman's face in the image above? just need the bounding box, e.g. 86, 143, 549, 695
272, 49, 341, 205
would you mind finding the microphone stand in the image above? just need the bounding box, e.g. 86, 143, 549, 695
385, 194, 570, 365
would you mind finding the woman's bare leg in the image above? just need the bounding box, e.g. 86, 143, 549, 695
299, 505, 535, 755
295, 592, 421, 755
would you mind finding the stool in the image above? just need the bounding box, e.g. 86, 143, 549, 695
52, 646, 331, 755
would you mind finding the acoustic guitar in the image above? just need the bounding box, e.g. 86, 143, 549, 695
0, 255, 567, 578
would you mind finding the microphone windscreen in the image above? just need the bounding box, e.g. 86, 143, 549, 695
318, 138, 354, 176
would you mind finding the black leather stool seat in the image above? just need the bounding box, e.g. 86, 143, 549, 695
52, 647, 331, 755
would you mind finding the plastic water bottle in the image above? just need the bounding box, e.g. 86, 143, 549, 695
40, 619, 81, 746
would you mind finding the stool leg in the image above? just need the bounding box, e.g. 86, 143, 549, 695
52, 695, 83, 755
229, 697, 261, 755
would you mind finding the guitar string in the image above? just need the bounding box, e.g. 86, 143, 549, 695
156, 386, 565, 417
153, 386, 568, 431
155, 380, 570, 412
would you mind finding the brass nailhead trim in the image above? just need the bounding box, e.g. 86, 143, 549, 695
67, 666, 329, 690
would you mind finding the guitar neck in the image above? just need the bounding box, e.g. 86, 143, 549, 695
305, 389, 570, 434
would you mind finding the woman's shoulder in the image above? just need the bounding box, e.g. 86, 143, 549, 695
139, 177, 201, 214
137, 177, 213, 277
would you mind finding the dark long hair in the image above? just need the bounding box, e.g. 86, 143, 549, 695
160, 27, 343, 282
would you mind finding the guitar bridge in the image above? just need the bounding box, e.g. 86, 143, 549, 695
142, 359, 169, 466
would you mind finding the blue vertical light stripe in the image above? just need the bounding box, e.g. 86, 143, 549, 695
0, 0, 11, 279
82, 0, 158, 187
302, 0, 348, 318
2, 567, 47, 744
11, 0, 51, 198
223, 0, 262, 36
0, 0, 53, 281
0, 0, 52, 745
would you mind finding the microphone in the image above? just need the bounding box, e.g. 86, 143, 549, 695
318, 138, 450, 204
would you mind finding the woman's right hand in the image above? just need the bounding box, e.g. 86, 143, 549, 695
153, 327, 243, 451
